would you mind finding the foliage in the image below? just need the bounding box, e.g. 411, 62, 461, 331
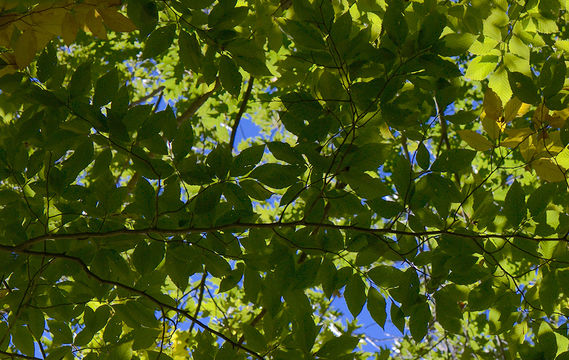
2, 0, 569, 359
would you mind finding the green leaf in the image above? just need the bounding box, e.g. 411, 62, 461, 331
172, 121, 194, 160
465, 55, 498, 81
503, 180, 526, 227
390, 304, 406, 334
367, 288, 387, 328
418, 11, 446, 48
108, 341, 133, 360
12, 326, 35, 356
93, 68, 119, 107
344, 274, 366, 317
193, 183, 224, 214
384, 5, 408, 45
528, 183, 556, 217
69, 62, 92, 99
219, 55, 242, 96
230, 145, 265, 176
409, 301, 430, 342
37, 43, 58, 83
281, 20, 325, 49
142, 24, 176, 59
436, 33, 476, 56
509, 71, 540, 104
267, 141, 304, 164
45, 347, 72, 360
179, 30, 203, 73
127, 0, 158, 37
416, 143, 430, 170
249, 163, 305, 189
206, 144, 232, 179
542, 56, 567, 99
432, 149, 476, 173
132, 241, 165, 275
315, 335, 359, 357
242, 324, 267, 352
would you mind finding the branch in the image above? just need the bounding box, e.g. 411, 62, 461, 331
129, 86, 166, 108
229, 76, 255, 150
0, 245, 265, 360
177, 79, 220, 127
0, 350, 42, 360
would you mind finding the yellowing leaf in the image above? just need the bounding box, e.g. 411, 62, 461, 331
532, 157, 566, 182
97, 8, 136, 32
532, 103, 552, 128
457, 130, 493, 151
504, 97, 522, 123
552, 107, 569, 128
501, 127, 534, 148
85, 8, 107, 39
61, 12, 80, 45
483, 88, 503, 121
482, 113, 502, 140
14, 29, 37, 68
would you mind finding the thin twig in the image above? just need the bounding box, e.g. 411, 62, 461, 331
188, 269, 207, 333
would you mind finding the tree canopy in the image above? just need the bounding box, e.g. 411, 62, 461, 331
2, 0, 569, 359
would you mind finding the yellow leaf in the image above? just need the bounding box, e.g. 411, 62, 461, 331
517, 102, 531, 117
551, 107, 569, 128
457, 130, 493, 151
501, 127, 534, 148
14, 29, 37, 68
97, 8, 137, 32
61, 12, 80, 45
85, 8, 107, 39
504, 97, 522, 123
532, 157, 566, 182
481, 113, 502, 140
532, 103, 552, 128
555, 146, 569, 169
483, 88, 503, 121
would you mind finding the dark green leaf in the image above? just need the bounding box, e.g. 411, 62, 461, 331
504, 180, 526, 227
69, 62, 92, 99
179, 30, 203, 73
367, 287, 387, 328
93, 68, 119, 107
344, 274, 366, 317
249, 163, 305, 189
509, 71, 540, 104
230, 145, 265, 176
219, 55, 242, 96
142, 24, 176, 59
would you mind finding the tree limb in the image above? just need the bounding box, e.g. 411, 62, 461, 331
177, 79, 220, 127
229, 76, 255, 150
